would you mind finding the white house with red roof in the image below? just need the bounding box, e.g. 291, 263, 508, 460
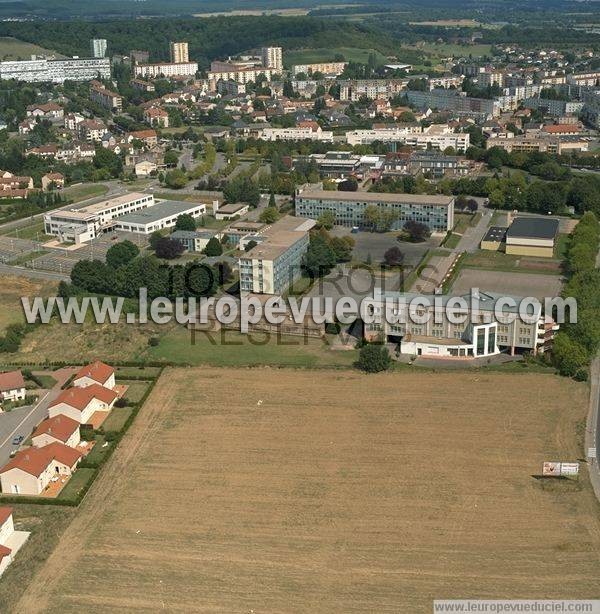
0, 507, 30, 576
73, 361, 116, 390
48, 384, 117, 425
0, 443, 82, 495
0, 370, 26, 404
31, 415, 81, 449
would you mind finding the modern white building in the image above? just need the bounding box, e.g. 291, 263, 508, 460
260, 125, 333, 142
90, 39, 107, 58
207, 67, 275, 84
293, 62, 347, 77
345, 125, 470, 152
0, 58, 110, 83
133, 62, 198, 79
44, 192, 154, 244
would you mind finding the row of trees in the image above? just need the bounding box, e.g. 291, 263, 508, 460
552, 212, 600, 379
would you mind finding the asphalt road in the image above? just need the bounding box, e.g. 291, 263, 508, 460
0, 368, 75, 466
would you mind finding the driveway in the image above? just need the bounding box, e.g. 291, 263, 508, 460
0, 367, 76, 466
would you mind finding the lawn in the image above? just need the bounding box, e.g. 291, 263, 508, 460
62, 183, 108, 203
284, 47, 387, 68
443, 232, 461, 249
414, 42, 493, 58
462, 249, 563, 275
0, 37, 63, 61
118, 380, 151, 404
100, 407, 133, 433
114, 366, 162, 379
145, 325, 358, 368
56, 468, 96, 504
14, 367, 598, 613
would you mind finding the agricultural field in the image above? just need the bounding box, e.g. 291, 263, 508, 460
13, 367, 599, 613
0, 37, 62, 61
61, 183, 108, 203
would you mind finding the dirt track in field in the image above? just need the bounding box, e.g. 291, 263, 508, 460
15, 368, 600, 613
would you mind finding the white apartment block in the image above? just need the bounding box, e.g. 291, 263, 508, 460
259, 126, 333, 142
44, 192, 154, 244
239, 216, 315, 295
261, 47, 283, 72
133, 62, 198, 79
90, 83, 123, 112
114, 200, 206, 235
339, 79, 407, 101
0, 58, 110, 83
170, 42, 189, 64
292, 62, 347, 77
90, 39, 107, 58
207, 67, 276, 84
345, 125, 470, 152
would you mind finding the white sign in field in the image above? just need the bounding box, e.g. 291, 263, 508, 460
542, 461, 580, 477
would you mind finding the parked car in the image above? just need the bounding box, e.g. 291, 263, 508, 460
11, 435, 24, 446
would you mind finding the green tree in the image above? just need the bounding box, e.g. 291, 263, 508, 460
106, 240, 139, 269
164, 169, 188, 189
204, 236, 223, 257
259, 206, 279, 224
303, 233, 336, 278
356, 344, 391, 373
175, 213, 196, 231
317, 211, 336, 230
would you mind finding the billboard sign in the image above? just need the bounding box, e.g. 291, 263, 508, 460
543, 462, 561, 476
542, 461, 579, 477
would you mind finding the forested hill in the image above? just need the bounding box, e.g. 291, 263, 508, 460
0, 16, 400, 67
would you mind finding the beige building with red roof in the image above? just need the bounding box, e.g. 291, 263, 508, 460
31, 415, 80, 449
73, 361, 116, 390
0, 507, 30, 576
48, 384, 117, 424
0, 370, 26, 404
0, 443, 82, 495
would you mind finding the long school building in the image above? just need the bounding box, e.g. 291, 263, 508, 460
294, 186, 454, 232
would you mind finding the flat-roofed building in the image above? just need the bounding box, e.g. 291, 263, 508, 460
480, 225, 507, 251
0, 57, 110, 83
133, 62, 198, 79
505, 217, 559, 258
207, 66, 276, 84
364, 290, 557, 357
44, 192, 154, 244
239, 216, 315, 295
214, 202, 250, 220
292, 62, 347, 77
114, 200, 206, 234
346, 125, 470, 152
294, 185, 454, 232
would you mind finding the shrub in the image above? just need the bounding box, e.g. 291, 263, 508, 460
356, 343, 392, 373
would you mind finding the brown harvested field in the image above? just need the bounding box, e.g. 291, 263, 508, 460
15, 368, 600, 613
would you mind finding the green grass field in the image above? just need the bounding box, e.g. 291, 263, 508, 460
0, 37, 62, 61
412, 42, 493, 59
145, 325, 359, 369
62, 184, 108, 203
285, 47, 388, 68
100, 408, 133, 433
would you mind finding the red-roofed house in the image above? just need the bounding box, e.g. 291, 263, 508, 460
31, 415, 80, 449
48, 384, 117, 424
0, 370, 26, 403
543, 124, 582, 135
0, 443, 82, 495
0, 507, 29, 576
73, 361, 116, 390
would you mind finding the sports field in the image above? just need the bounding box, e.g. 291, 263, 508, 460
13, 368, 599, 613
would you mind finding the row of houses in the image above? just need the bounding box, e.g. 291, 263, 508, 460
0, 361, 117, 497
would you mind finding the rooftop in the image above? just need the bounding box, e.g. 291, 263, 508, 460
32, 415, 80, 443
482, 226, 507, 243
0, 442, 82, 478
507, 217, 559, 240
49, 192, 151, 221
49, 384, 117, 412
242, 216, 315, 261
117, 200, 202, 225
74, 360, 114, 385
0, 370, 24, 393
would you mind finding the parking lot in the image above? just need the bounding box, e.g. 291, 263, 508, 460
330, 227, 441, 267
450, 268, 564, 301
